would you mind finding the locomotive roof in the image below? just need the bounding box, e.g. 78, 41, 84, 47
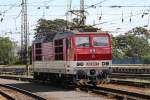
33, 30, 110, 43
54, 31, 109, 40
33, 32, 57, 43
75, 32, 109, 35
54, 31, 73, 40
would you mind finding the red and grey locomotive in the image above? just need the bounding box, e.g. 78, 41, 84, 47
32, 30, 112, 85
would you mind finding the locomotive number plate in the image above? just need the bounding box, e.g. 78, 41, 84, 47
86, 62, 99, 66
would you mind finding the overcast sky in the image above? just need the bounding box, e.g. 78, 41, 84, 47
0, 0, 150, 45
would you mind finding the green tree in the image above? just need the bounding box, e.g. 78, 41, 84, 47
124, 27, 150, 58
113, 27, 150, 58
125, 27, 150, 41
0, 37, 17, 64
35, 19, 70, 38
34, 18, 96, 39
124, 34, 150, 57
112, 36, 125, 58
35, 19, 69, 33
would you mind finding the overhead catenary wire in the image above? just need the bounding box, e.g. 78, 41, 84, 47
0, 0, 150, 40
0, 1, 21, 23
98, 15, 150, 33
100, 5, 150, 8
85, 0, 109, 9
0, 3, 21, 14
92, 11, 149, 26
1, 3, 150, 8
0, 0, 150, 33
28, 0, 55, 4
1, 9, 149, 33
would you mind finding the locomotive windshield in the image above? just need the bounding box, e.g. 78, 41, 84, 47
93, 36, 109, 46
75, 36, 90, 47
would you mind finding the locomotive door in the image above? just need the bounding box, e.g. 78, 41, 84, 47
66, 38, 73, 61
65, 38, 74, 70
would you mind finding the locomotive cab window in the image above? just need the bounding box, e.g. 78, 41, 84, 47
93, 36, 109, 47
75, 36, 90, 47
35, 43, 41, 48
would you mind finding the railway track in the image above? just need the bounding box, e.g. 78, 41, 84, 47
111, 73, 150, 79
78, 84, 150, 100
0, 84, 46, 100
110, 73, 150, 86
110, 78, 150, 88
0, 78, 110, 100
0, 90, 15, 100
0, 75, 149, 100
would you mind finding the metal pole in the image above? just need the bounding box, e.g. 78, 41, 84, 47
66, 0, 72, 29
22, 0, 29, 76
21, 0, 24, 63
80, 0, 85, 25
24, 0, 29, 76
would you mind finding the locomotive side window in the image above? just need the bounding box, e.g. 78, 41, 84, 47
75, 37, 90, 47
35, 43, 41, 48
36, 56, 42, 61
35, 43, 42, 61
93, 36, 109, 46
55, 39, 63, 46
55, 47, 63, 53
54, 39, 63, 60
36, 49, 42, 54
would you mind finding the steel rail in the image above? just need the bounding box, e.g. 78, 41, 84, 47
0, 74, 149, 88
110, 79, 150, 88
0, 84, 46, 100
111, 73, 150, 77
0, 75, 33, 82
0, 75, 150, 99
109, 73, 150, 83
110, 73, 150, 87
0, 90, 15, 100
78, 85, 150, 100
110, 73, 150, 79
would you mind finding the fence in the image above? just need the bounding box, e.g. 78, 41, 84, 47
112, 58, 150, 64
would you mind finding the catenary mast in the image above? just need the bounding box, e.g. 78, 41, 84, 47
21, 0, 29, 75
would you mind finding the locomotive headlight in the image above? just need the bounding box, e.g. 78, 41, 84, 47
77, 62, 84, 66
102, 62, 106, 66
102, 62, 109, 66
106, 62, 109, 65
